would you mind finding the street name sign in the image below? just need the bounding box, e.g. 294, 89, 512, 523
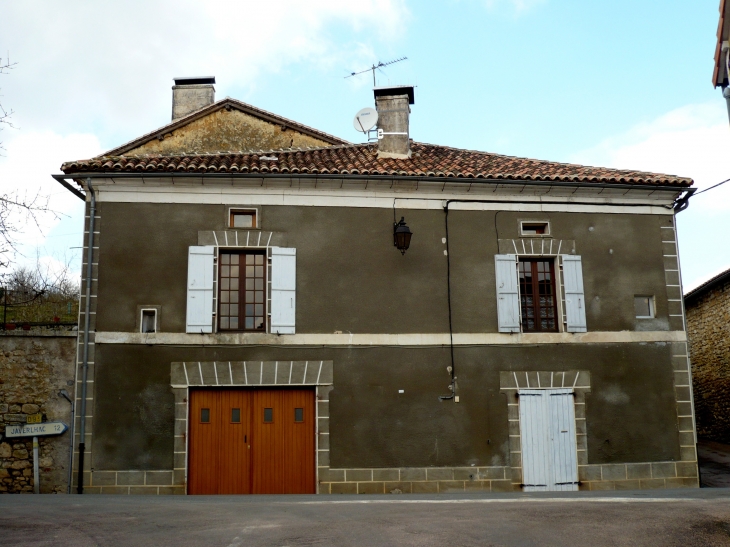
5, 422, 68, 438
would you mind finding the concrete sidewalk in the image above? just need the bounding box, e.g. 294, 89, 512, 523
2, 489, 730, 547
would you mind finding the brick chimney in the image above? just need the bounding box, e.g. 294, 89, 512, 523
172, 76, 216, 121
374, 86, 414, 159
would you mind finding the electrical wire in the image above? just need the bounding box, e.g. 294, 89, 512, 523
692, 177, 730, 196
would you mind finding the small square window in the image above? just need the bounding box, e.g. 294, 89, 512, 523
634, 296, 655, 318
263, 408, 273, 423
141, 309, 157, 333
294, 408, 304, 422
231, 408, 241, 423
200, 408, 210, 423
230, 210, 257, 229
520, 221, 550, 237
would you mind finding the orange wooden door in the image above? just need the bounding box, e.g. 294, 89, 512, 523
252, 389, 315, 494
189, 388, 314, 495
188, 390, 251, 494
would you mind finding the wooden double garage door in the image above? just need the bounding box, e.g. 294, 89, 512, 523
188, 388, 315, 494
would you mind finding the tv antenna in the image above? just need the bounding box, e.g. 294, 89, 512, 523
346, 57, 408, 87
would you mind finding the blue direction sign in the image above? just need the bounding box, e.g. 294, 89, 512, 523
5, 422, 68, 438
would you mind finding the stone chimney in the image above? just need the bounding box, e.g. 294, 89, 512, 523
374, 85, 414, 159
172, 76, 216, 121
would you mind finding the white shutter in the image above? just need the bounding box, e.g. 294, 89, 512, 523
186, 246, 215, 333
495, 254, 520, 333
562, 255, 587, 333
271, 247, 296, 334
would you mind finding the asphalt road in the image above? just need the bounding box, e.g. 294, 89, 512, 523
2, 490, 730, 547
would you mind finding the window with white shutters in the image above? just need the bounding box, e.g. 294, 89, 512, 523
186, 245, 296, 335
495, 253, 587, 333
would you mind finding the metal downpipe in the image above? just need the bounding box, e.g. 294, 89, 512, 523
77, 178, 95, 494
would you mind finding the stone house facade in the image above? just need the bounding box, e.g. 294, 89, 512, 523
685, 268, 730, 443
54, 78, 699, 495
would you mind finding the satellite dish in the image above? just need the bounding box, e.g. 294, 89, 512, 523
353, 107, 378, 133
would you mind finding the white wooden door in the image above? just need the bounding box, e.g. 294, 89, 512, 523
519, 388, 578, 492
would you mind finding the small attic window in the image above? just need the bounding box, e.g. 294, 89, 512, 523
520, 221, 550, 237
141, 309, 157, 333
230, 209, 257, 229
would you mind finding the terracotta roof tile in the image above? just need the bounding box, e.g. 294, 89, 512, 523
61, 142, 693, 186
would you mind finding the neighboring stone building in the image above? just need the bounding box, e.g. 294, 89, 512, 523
685, 268, 730, 444
0, 331, 76, 493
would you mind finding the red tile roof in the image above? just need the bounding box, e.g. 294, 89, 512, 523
61, 142, 693, 186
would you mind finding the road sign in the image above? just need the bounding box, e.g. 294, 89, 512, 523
5, 422, 67, 438
27, 414, 42, 424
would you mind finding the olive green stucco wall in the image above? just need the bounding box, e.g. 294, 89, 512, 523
95, 202, 675, 334
89, 201, 682, 474
92, 343, 679, 471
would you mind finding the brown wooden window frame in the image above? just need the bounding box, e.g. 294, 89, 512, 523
229, 208, 257, 229
518, 258, 559, 333
218, 250, 268, 332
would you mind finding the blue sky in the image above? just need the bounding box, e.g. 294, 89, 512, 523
0, 0, 727, 290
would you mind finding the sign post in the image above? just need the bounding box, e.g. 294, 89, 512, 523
6, 422, 68, 494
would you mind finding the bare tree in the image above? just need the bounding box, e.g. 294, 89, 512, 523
1, 255, 80, 326
0, 54, 57, 269
0, 53, 17, 152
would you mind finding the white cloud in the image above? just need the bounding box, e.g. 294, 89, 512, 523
571, 101, 730, 290
1, 0, 410, 145
571, 102, 730, 210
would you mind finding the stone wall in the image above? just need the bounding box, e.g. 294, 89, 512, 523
686, 277, 730, 443
0, 332, 76, 493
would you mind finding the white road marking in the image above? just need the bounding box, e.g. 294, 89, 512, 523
271, 497, 722, 505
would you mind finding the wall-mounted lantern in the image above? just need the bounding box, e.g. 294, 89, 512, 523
393, 217, 412, 255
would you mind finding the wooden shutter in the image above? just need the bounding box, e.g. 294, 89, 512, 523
495, 254, 520, 333
561, 255, 587, 333
271, 247, 296, 334
186, 246, 215, 333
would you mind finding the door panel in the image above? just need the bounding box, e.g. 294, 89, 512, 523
189, 388, 314, 495
218, 390, 251, 494
519, 388, 578, 492
252, 389, 315, 494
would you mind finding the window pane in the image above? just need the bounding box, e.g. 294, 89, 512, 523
245, 317, 254, 329
221, 265, 230, 277
255, 266, 264, 277
201, 408, 210, 423
230, 317, 239, 329
635, 296, 652, 317
221, 291, 230, 303
221, 254, 230, 265
255, 317, 264, 329
231, 408, 241, 423
230, 266, 239, 277
220, 317, 229, 329
246, 255, 254, 265
255, 255, 264, 265
232, 212, 254, 228
229, 304, 238, 316
255, 292, 264, 303
294, 408, 304, 422
220, 304, 230, 316
230, 254, 239, 265
264, 408, 273, 423
255, 304, 264, 316
221, 278, 230, 290
230, 291, 239, 303
255, 278, 264, 290
246, 266, 255, 277
246, 278, 254, 290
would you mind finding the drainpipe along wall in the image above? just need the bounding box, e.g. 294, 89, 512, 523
77, 177, 95, 494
